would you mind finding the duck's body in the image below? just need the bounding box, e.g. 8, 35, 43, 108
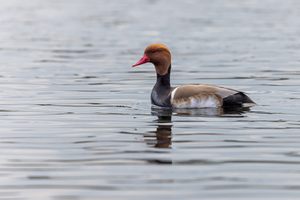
133, 44, 255, 109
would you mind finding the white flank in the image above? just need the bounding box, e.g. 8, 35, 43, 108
242, 103, 256, 108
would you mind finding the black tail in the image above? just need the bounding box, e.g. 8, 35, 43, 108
223, 92, 255, 108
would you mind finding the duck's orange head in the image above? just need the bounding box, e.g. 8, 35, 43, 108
132, 43, 171, 75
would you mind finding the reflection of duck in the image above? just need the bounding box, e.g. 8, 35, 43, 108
144, 113, 172, 149
144, 108, 172, 149
146, 106, 249, 149
153, 117, 172, 148
133, 44, 256, 109
172, 106, 250, 116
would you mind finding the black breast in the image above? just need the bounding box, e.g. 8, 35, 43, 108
151, 85, 171, 107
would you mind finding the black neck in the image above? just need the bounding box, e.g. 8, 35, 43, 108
151, 65, 172, 108
156, 65, 171, 88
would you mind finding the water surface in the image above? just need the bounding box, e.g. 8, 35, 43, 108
1, 0, 300, 199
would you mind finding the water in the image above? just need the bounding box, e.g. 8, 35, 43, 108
1, 0, 300, 199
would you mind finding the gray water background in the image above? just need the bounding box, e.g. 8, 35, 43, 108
1, 0, 300, 199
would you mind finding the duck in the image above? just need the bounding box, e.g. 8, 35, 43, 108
132, 43, 255, 109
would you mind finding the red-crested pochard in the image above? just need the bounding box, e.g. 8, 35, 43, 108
132, 44, 255, 109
